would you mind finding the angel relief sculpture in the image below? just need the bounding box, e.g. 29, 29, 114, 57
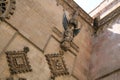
60, 11, 82, 51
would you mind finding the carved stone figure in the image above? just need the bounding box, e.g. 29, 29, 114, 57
61, 11, 82, 51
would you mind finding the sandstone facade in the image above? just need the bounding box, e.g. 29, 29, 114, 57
0, 0, 119, 80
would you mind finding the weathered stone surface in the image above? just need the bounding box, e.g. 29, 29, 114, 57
72, 19, 92, 80
99, 70, 120, 80
63, 51, 76, 74
56, 75, 77, 80
6, 0, 64, 51
91, 14, 120, 79
44, 36, 60, 54
0, 51, 10, 79
0, 0, 94, 80
0, 22, 16, 53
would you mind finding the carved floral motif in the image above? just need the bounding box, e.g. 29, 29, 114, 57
5, 47, 32, 75
45, 53, 69, 79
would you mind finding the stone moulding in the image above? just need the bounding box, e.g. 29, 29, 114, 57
92, 0, 119, 18
52, 27, 62, 38
5, 47, 32, 75
93, 6, 120, 34
98, 6, 120, 26
45, 53, 69, 79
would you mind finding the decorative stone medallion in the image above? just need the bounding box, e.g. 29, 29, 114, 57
5, 47, 32, 75
45, 53, 69, 79
0, 0, 16, 20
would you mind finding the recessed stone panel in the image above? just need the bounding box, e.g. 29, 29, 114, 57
6, 0, 64, 51
44, 36, 60, 54
63, 51, 76, 74
3, 34, 50, 80
0, 22, 16, 53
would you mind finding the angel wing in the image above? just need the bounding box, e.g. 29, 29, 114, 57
62, 12, 68, 30
73, 24, 83, 37
73, 28, 80, 37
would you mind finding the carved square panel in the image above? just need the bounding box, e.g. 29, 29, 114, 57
45, 53, 69, 79
5, 47, 32, 75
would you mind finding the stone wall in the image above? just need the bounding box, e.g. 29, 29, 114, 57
0, 0, 93, 80
90, 7, 120, 80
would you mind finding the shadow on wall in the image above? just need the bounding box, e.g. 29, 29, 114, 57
90, 18, 120, 80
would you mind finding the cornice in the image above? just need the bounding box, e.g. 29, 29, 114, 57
56, 0, 93, 26
98, 6, 120, 26
92, 0, 119, 18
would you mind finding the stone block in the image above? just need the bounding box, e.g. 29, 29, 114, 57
6, 0, 64, 51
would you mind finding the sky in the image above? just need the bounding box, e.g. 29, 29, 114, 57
74, 0, 104, 13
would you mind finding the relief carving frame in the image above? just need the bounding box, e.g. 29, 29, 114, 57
5, 47, 32, 75
45, 53, 69, 79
